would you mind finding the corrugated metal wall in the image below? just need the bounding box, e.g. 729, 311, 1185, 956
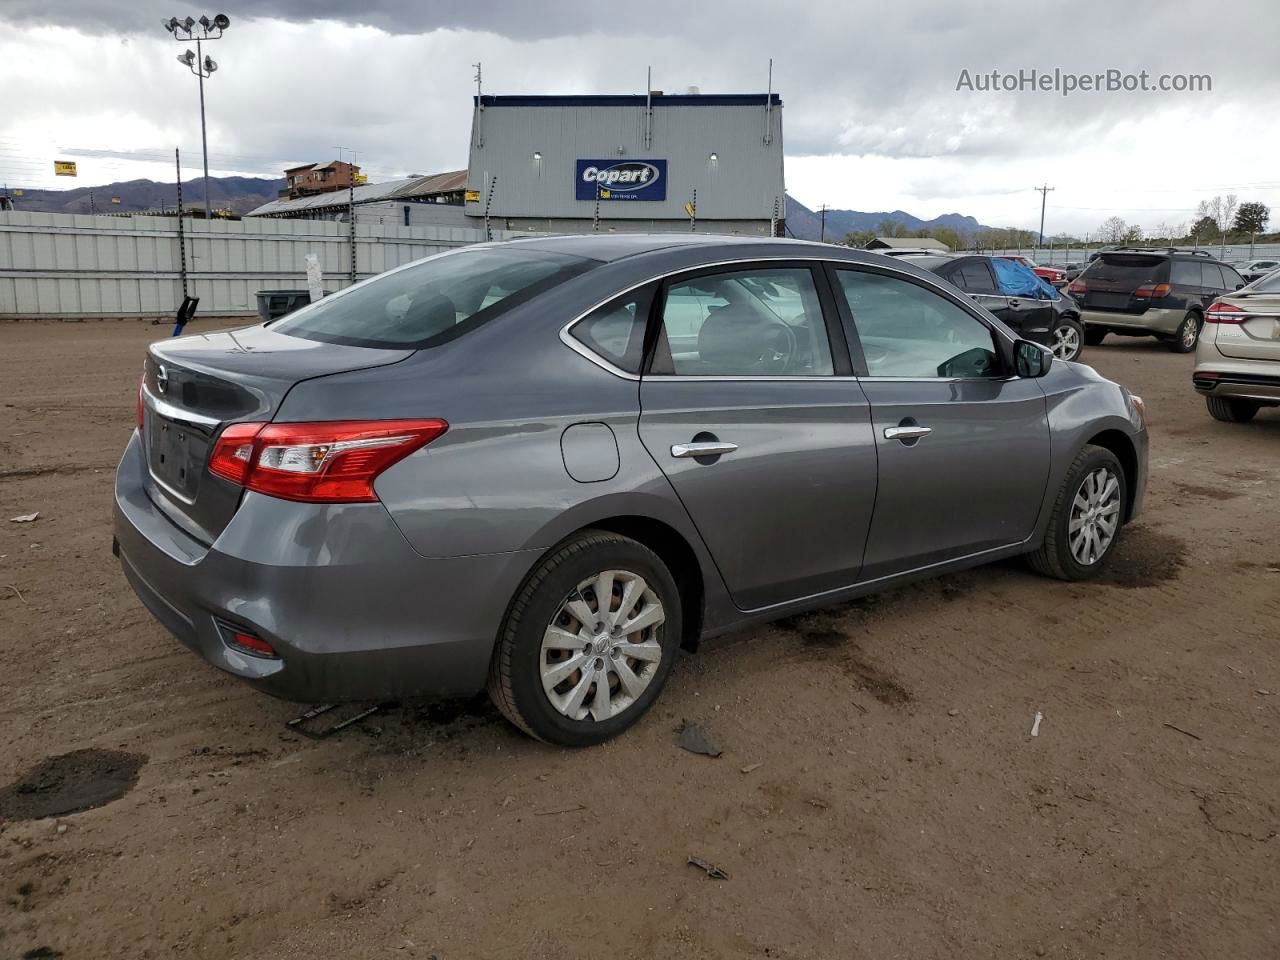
0, 211, 516, 319
465, 100, 785, 222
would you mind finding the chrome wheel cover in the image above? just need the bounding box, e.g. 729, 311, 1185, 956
1052, 324, 1081, 361
540, 570, 665, 722
1069, 466, 1121, 565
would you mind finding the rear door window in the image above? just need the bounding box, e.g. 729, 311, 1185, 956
270, 247, 596, 349
1170, 261, 1203, 287
651, 267, 834, 376
956, 261, 998, 293
1219, 265, 1245, 289
1202, 264, 1227, 290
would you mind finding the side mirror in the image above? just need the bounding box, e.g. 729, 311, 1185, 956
1015, 339, 1053, 377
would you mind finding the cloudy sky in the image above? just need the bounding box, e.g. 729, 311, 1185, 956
1, 0, 1276, 234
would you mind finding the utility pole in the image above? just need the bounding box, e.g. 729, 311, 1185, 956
1035, 183, 1055, 247
820, 204, 827, 244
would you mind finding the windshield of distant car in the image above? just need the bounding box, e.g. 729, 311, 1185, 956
269, 246, 597, 349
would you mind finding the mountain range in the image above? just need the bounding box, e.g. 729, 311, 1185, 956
2, 176, 284, 215
784, 196, 991, 241
3, 175, 996, 238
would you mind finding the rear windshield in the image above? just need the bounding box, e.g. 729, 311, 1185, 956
270, 246, 597, 349
1248, 271, 1280, 294
1083, 254, 1168, 287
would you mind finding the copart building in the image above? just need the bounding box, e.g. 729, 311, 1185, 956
464, 91, 785, 236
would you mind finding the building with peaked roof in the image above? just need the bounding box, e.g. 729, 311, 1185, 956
247, 170, 468, 223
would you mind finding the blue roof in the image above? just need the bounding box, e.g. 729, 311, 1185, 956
475, 93, 781, 108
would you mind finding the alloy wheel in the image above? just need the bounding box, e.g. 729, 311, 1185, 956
540, 570, 665, 722
1068, 466, 1121, 565
1052, 324, 1082, 361
1181, 317, 1200, 349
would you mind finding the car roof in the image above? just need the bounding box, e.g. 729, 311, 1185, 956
496, 233, 839, 263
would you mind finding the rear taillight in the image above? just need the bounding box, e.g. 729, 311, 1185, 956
209, 419, 448, 503
1204, 301, 1246, 324
1133, 283, 1171, 299
1067, 280, 1087, 295
136, 372, 145, 430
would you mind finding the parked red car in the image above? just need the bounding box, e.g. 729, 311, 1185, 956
999, 255, 1067, 286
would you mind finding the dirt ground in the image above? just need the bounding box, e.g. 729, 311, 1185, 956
1, 319, 1277, 960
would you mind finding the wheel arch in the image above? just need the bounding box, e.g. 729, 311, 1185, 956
1083, 428, 1138, 522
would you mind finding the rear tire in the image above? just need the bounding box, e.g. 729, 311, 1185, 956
1027, 445, 1127, 582
1050, 318, 1085, 362
1206, 395, 1260, 423
1083, 326, 1108, 346
487, 530, 682, 747
1171, 312, 1201, 353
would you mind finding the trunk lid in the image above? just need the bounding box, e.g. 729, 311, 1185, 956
1212, 293, 1280, 361
142, 324, 412, 544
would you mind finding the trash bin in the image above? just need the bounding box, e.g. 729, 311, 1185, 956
255, 289, 328, 323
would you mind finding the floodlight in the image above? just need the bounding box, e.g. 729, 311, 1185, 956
199, 14, 210, 28
204, 56, 217, 74
213, 13, 230, 29
163, 17, 178, 31
177, 49, 195, 65
182, 16, 195, 29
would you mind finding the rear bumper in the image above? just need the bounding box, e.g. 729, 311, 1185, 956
113, 431, 540, 703
1081, 307, 1182, 335
1192, 337, 1280, 403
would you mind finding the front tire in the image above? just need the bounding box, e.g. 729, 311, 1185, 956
1027, 445, 1127, 581
1050, 317, 1085, 362
487, 531, 682, 746
1171, 312, 1201, 353
1206, 395, 1260, 423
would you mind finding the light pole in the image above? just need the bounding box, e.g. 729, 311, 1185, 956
164, 14, 230, 219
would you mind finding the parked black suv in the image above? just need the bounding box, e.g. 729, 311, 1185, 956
1068, 249, 1246, 353
900, 253, 1087, 361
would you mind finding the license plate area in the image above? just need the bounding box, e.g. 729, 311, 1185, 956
147, 414, 209, 502
1087, 292, 1130, 309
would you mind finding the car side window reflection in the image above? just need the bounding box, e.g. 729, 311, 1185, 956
835, 269, 1002, 379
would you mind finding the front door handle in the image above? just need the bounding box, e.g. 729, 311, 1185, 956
884, 425, 932, 441
671, 441, 738, 458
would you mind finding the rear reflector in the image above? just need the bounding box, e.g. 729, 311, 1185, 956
1204, 301, 1246, 323
209, 419, 448, 503
230, 631, 277, 658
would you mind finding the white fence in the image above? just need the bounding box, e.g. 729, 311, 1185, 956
0, 210, 517, 319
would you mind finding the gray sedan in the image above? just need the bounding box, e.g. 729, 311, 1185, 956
114, 235, 1149, 745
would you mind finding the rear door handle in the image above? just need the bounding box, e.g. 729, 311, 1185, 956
671, 441, 738, 458
884, 426, 932, 441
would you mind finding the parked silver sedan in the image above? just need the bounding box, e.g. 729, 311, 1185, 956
1194, 269, 1280, 421
114, 235, 1148, 745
